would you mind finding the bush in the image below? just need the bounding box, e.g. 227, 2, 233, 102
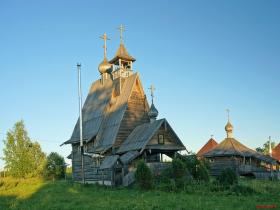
196, 163, 210, 182
179, 155, 210, 182
44, 152, 66, 180
135, 160, 153, 190
217, 168, 238, 186
172, 158, 186, 180
180, 155, 199, 177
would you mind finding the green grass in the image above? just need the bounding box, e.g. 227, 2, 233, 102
0, 177, 279, 210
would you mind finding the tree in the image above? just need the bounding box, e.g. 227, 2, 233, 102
44, 152, 66, 180
135, 160, 153, 190
217, 168, 238, 186
256, 140, 276, 155
3, 120, 46, 178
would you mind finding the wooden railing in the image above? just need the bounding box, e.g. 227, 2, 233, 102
238, 164, 269, 173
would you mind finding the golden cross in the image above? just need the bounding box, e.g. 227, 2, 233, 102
149, 85, 155, 103
100, 33, 110, 58
117, 24, 125, 43
226, 109, 230, 122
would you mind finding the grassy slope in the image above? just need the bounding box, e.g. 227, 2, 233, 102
0, 178, 279, 210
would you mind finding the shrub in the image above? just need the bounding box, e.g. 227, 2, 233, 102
180, 155, 199, 177
196, 163, 210, 182
172, 158, 186, 180
179, 155, 210, 182
135, 160, 153, 190
217, 168, 238, 186
44, 152, 66, 180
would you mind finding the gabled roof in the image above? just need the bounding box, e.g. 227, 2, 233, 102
197, 138, 218, 157
272, 143, 280, 161
62, 73, 139, 150
93, 73, 139, 153
109, 43, 136, 64
117, 119, 185, 154
203, 138, 278, 164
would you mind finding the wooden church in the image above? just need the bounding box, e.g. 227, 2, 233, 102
62, 27, 186, 186
202, 113, 280, 179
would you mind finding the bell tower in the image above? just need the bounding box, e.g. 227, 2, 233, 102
110, 24, 136, 79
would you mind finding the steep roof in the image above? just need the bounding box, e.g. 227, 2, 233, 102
272, 143, 280, 161
109, 43, 136, 64
203, 138, 278, 164
197, 138, 218, 157
99, 155, 119, 170
117, 119, 185, 154
62, 73, 139, 151
120, 151, 140, 164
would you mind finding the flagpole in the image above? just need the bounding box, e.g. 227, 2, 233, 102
77, 63, 85, 184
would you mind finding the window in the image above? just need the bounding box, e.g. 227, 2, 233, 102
158, 134, 164, 144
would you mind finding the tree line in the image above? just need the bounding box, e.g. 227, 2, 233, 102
2, 120, 66, 180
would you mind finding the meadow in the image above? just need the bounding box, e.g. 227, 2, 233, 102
0, 177, 279, 210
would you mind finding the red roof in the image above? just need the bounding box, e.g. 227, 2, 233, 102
272, 143, 280, 161
197, 138, 218, 157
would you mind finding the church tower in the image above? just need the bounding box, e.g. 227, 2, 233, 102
110, 24, 136, 79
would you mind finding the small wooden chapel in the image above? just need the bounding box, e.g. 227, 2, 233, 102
62, 25, 186, 186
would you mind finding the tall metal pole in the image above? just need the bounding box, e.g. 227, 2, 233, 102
77, 63, 85, 184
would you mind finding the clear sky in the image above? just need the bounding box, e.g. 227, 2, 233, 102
0, 0, 280, 169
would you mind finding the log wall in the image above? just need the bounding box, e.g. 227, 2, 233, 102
72, 144, 111, 182
208, 157, 239, 176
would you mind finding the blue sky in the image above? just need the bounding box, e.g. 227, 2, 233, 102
0, 0, 280, 169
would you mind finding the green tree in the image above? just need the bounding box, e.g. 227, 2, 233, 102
3, 120, 46, 178
217, 168, 238, 186
135, 160, 153, 190
44, 152, 66, 180
256, 140, 276, 155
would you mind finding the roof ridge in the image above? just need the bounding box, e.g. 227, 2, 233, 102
229, 138, 241, 155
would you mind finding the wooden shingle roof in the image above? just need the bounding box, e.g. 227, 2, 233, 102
197, 138, 218, 157
203, 138, 278, 164
109, 43, 136, 64
62, 73, 138, 152
117, 119, 185, 154
99, 155, 119, 170
120, 151, 140, 164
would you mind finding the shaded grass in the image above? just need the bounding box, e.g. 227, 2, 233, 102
0, 177, 279, 210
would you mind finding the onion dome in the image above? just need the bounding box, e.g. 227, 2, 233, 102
225, 121, 233, 132
98, 58, 111, 74
225, 121, 234, 138
148, 103, 159, 120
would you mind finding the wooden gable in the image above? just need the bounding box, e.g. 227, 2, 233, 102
114, 76, 150, 148
146, 121, 185, 151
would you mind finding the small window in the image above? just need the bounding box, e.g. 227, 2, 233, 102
158, 134, 164, 144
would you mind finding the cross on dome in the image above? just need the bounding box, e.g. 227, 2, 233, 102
149, 85, 156, 104
100, 33, 110, 58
